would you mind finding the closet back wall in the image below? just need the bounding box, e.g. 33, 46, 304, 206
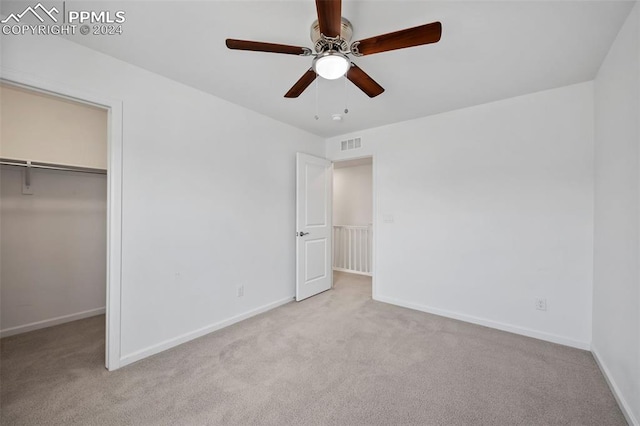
0, 168, 107, 336
0, 85, 107, 337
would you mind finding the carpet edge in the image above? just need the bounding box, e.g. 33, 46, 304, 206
592, 344, 639, 426
118, 295, 294, 368
374, 294, 591, 350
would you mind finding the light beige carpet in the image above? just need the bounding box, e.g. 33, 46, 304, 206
0, 272, 626, 425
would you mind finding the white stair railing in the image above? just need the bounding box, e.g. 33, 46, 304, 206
333, 225, 372, 276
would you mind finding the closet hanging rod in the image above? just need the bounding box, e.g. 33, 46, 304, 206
0, 158, 107, 175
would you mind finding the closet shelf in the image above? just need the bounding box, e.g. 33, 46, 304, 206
0, 158, 107, 175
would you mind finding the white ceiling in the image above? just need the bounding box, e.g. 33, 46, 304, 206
60, 1, 634, 137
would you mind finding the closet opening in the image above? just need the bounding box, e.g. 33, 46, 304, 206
0, 82, 109, 366
332, 157, 373, 295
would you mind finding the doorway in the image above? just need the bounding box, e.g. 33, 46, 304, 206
0, 77, 122, 370
332, 157, 373, 293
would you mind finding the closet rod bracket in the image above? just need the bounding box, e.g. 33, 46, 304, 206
25, 160, 32, 187
22, 160, 34, 195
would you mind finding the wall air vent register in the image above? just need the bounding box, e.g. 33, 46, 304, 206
340, 137, 362, 151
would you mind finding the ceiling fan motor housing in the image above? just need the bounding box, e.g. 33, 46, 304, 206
310, 17, 353, 53
225, 1, 441, 98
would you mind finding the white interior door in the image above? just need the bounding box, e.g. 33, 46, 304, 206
296, 153, 332, 301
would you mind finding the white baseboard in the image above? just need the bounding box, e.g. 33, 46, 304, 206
592, 345, 639, 426
0, 307, 105, 338
119, 296, 294, 368
374, 295, 590, 350
333, 267, 372, 277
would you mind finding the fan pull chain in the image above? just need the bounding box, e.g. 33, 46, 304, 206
314, 78, 319, 120
343, 75, 349, 114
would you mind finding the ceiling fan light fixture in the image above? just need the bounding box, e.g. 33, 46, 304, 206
313, 51, 350, 80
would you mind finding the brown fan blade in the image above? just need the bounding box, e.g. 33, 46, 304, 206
346, 64, 384, 98
351, 22, 442, 56
315, 0, 342, 38
226, 39, 309, 56
285, 69, 317, 98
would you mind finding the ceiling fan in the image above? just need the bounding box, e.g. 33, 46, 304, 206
225, 0, 441, 99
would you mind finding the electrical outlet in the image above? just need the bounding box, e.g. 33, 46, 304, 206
535, 298, 547, 311
237, 285, 244, 298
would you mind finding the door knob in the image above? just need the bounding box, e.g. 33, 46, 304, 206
298, 231, 309, 237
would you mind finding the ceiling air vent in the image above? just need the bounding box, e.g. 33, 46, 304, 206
340, 137, 362, 151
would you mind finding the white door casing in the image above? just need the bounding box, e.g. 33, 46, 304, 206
0, 71, 124, 371
296, 153, 332, 301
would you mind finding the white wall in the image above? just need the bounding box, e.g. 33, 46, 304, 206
326, 82, 595, 349
593, 3, 640, 424
1, 35, 324, 365
0, 84, 108, 169
0, 167, 107, 336
333, 163, 372, 226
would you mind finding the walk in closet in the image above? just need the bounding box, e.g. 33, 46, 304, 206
0, 83, 108, 338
